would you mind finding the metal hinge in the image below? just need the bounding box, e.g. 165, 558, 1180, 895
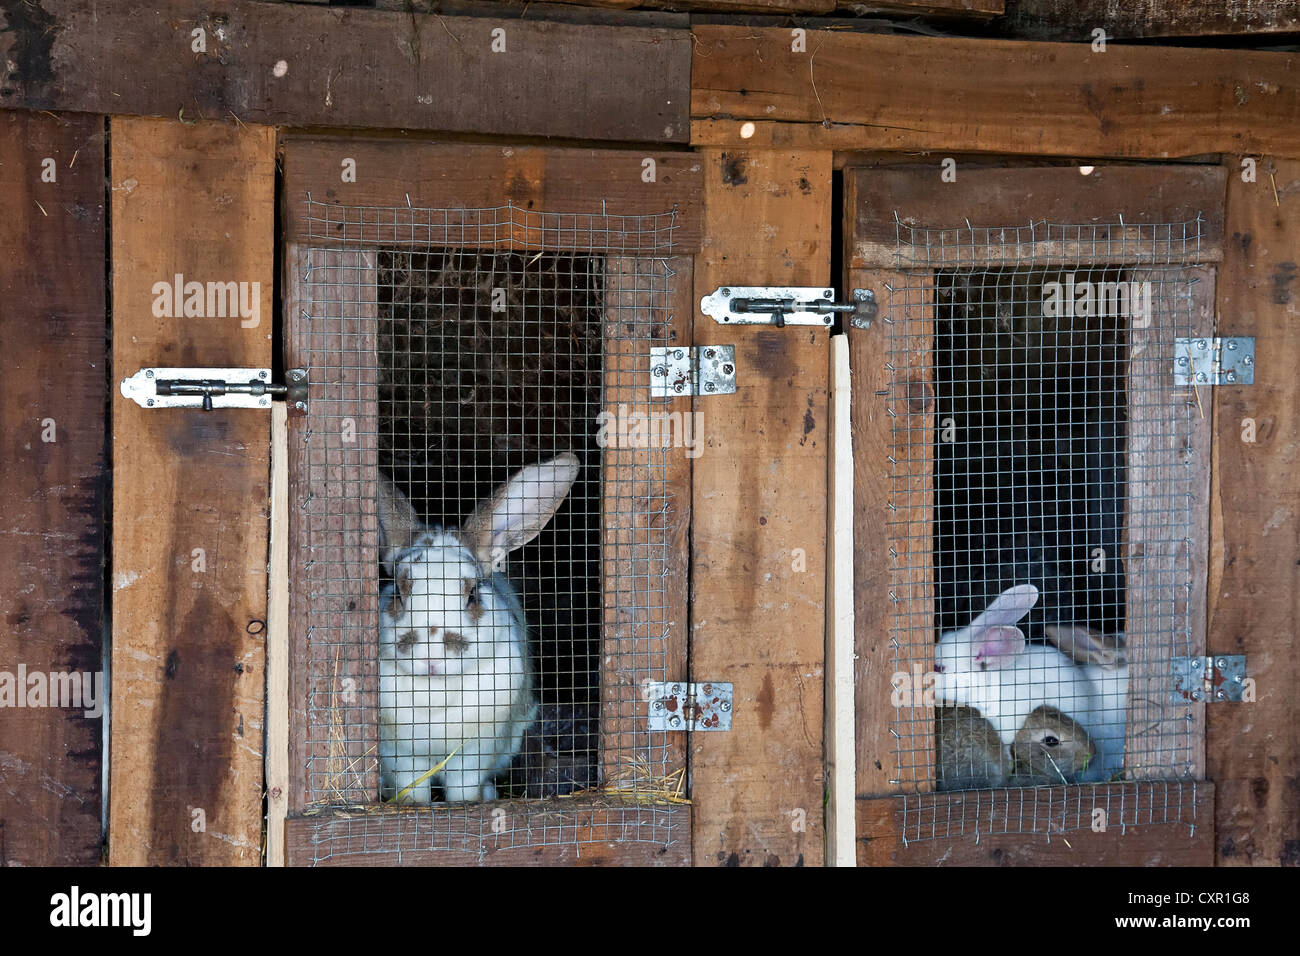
650, 346, 736, 397
1172, 655, 1249, 703
647, 681, 733, 731
700, 286, 878, 329
1174, 337, 1254, 386
120, 367, 309, 412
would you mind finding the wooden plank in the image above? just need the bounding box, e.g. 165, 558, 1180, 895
0, 1, 689, 144
282, 138, 704, 254
285, 799, 690, 866
266, 402, 290, 865
850, 166, 1227, 268
0, 110, 105, 867
692, 149, 829, 867
857, 783, 1215, 865
690, 27, 1300, 158
600, 257, 692, 799
849, 266, 935, 796
826, 335, 856, 863
1207, 158, 1300, 867
1004, 0, 1300, 39
1123, 268, 1215, 781
109, 117, 274, 865
284, 245, 380, 809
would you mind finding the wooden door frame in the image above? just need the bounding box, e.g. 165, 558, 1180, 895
274, 135, 701, 865
844, 163, 1226, 865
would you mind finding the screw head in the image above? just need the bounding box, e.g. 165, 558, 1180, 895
1216, 690, 1227, 700
145, 369, 154, 378
722, 363, 734, 375
824, 289, 834, 298
704, 381, 715, 393
652, 700, 664, 713
668, 715, 681, 728
1191, 659, 1201, 669
1216, 658, 1226, 668
1226, 340, 1238, 350
1191, 690, 1202, 701
653, 365, 667, 377
674, 349, 684, 360
1244, 355, 1254, 366
1196, 373, 1208, 383
1177, 356, 1189, 367
259, 370, 268, 379
1225, 371, 1237, 383
1197, 340, 1208, 350
294, 401, 307, 411
289, 369, 303, 381
673, 383, 684, 393
720, 288, 731, 297
720, 701, 731, 712
704, 348, 716, 359
670, 684, 681, 694
702, 683, 712, 695
146, 398, 154, 407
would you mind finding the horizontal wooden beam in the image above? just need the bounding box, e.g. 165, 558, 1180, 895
282, 137, 705, 253
1004, 0, 1300, 40
285, 799, 690, 865
858, 783, 1215, 865
0, 0, 689, 144
848, 164, 1227, 267
691, 26, 1300, 159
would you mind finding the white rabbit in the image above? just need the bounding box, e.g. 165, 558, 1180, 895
933, 584, 1128, 783
377, 454, 581, 804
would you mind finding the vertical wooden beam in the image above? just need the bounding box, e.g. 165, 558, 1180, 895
825, 335, 856, 864
109, 118, 274, 865
1124, 269, 1215, 781
266, 402, 290, 865
601, 257, 692, 795
1208, 158, 1300, 866
692, 149, 829, 866
284, 246, 380, 809
0, 111, 106, 866
850, 266, 936, 798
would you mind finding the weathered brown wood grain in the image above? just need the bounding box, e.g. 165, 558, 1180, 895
109, 117, 274, 865
1207, 157, 1300, 867
691, 149, 829, 866
691, 27, 1300, 158
857, 783, 1215, 865
0, 0, 689, 144
282, 137, 704, 254
0, 110, 106, 866
1005, 0, 1300, 39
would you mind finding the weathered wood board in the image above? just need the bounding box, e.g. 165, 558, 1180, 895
1005, 0, 1300, 39
858, 783, 1215, 865
282, 137, 704, 253
109, 117, 274, 865
0, 0, 689, 143
691, 149, 829, 866
0, 110, 106, 866
1207, 157, 1300, 867
691, 27, 1300, 158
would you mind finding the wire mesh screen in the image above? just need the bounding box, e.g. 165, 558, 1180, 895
883, 217, 1211, 841
293, 201, 685, 862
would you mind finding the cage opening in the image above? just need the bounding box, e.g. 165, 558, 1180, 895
884, 217, 1206, 837
377, 249, 603, 802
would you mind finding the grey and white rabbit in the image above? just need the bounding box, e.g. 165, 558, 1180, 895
933, 584, 1128, 783
937, 703, 1096, 790
377, 454, 580, 803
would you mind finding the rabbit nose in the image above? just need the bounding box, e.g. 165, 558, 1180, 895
934, 664, 944, 673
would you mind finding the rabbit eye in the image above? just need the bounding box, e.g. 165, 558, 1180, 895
1043, 735, 1060, 747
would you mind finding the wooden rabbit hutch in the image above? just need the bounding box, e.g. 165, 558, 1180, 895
0, 0, 1296, 873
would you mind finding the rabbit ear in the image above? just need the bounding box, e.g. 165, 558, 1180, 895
970, 584, 1039, 630
971, 625, 1026, 668
463, 453, 580, 571
378, 474, 422, 573
1043, 624, 1126, 667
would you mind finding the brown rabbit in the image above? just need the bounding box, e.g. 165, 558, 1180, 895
1008, 704, 1097, 785
936, 705, 1010, 791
